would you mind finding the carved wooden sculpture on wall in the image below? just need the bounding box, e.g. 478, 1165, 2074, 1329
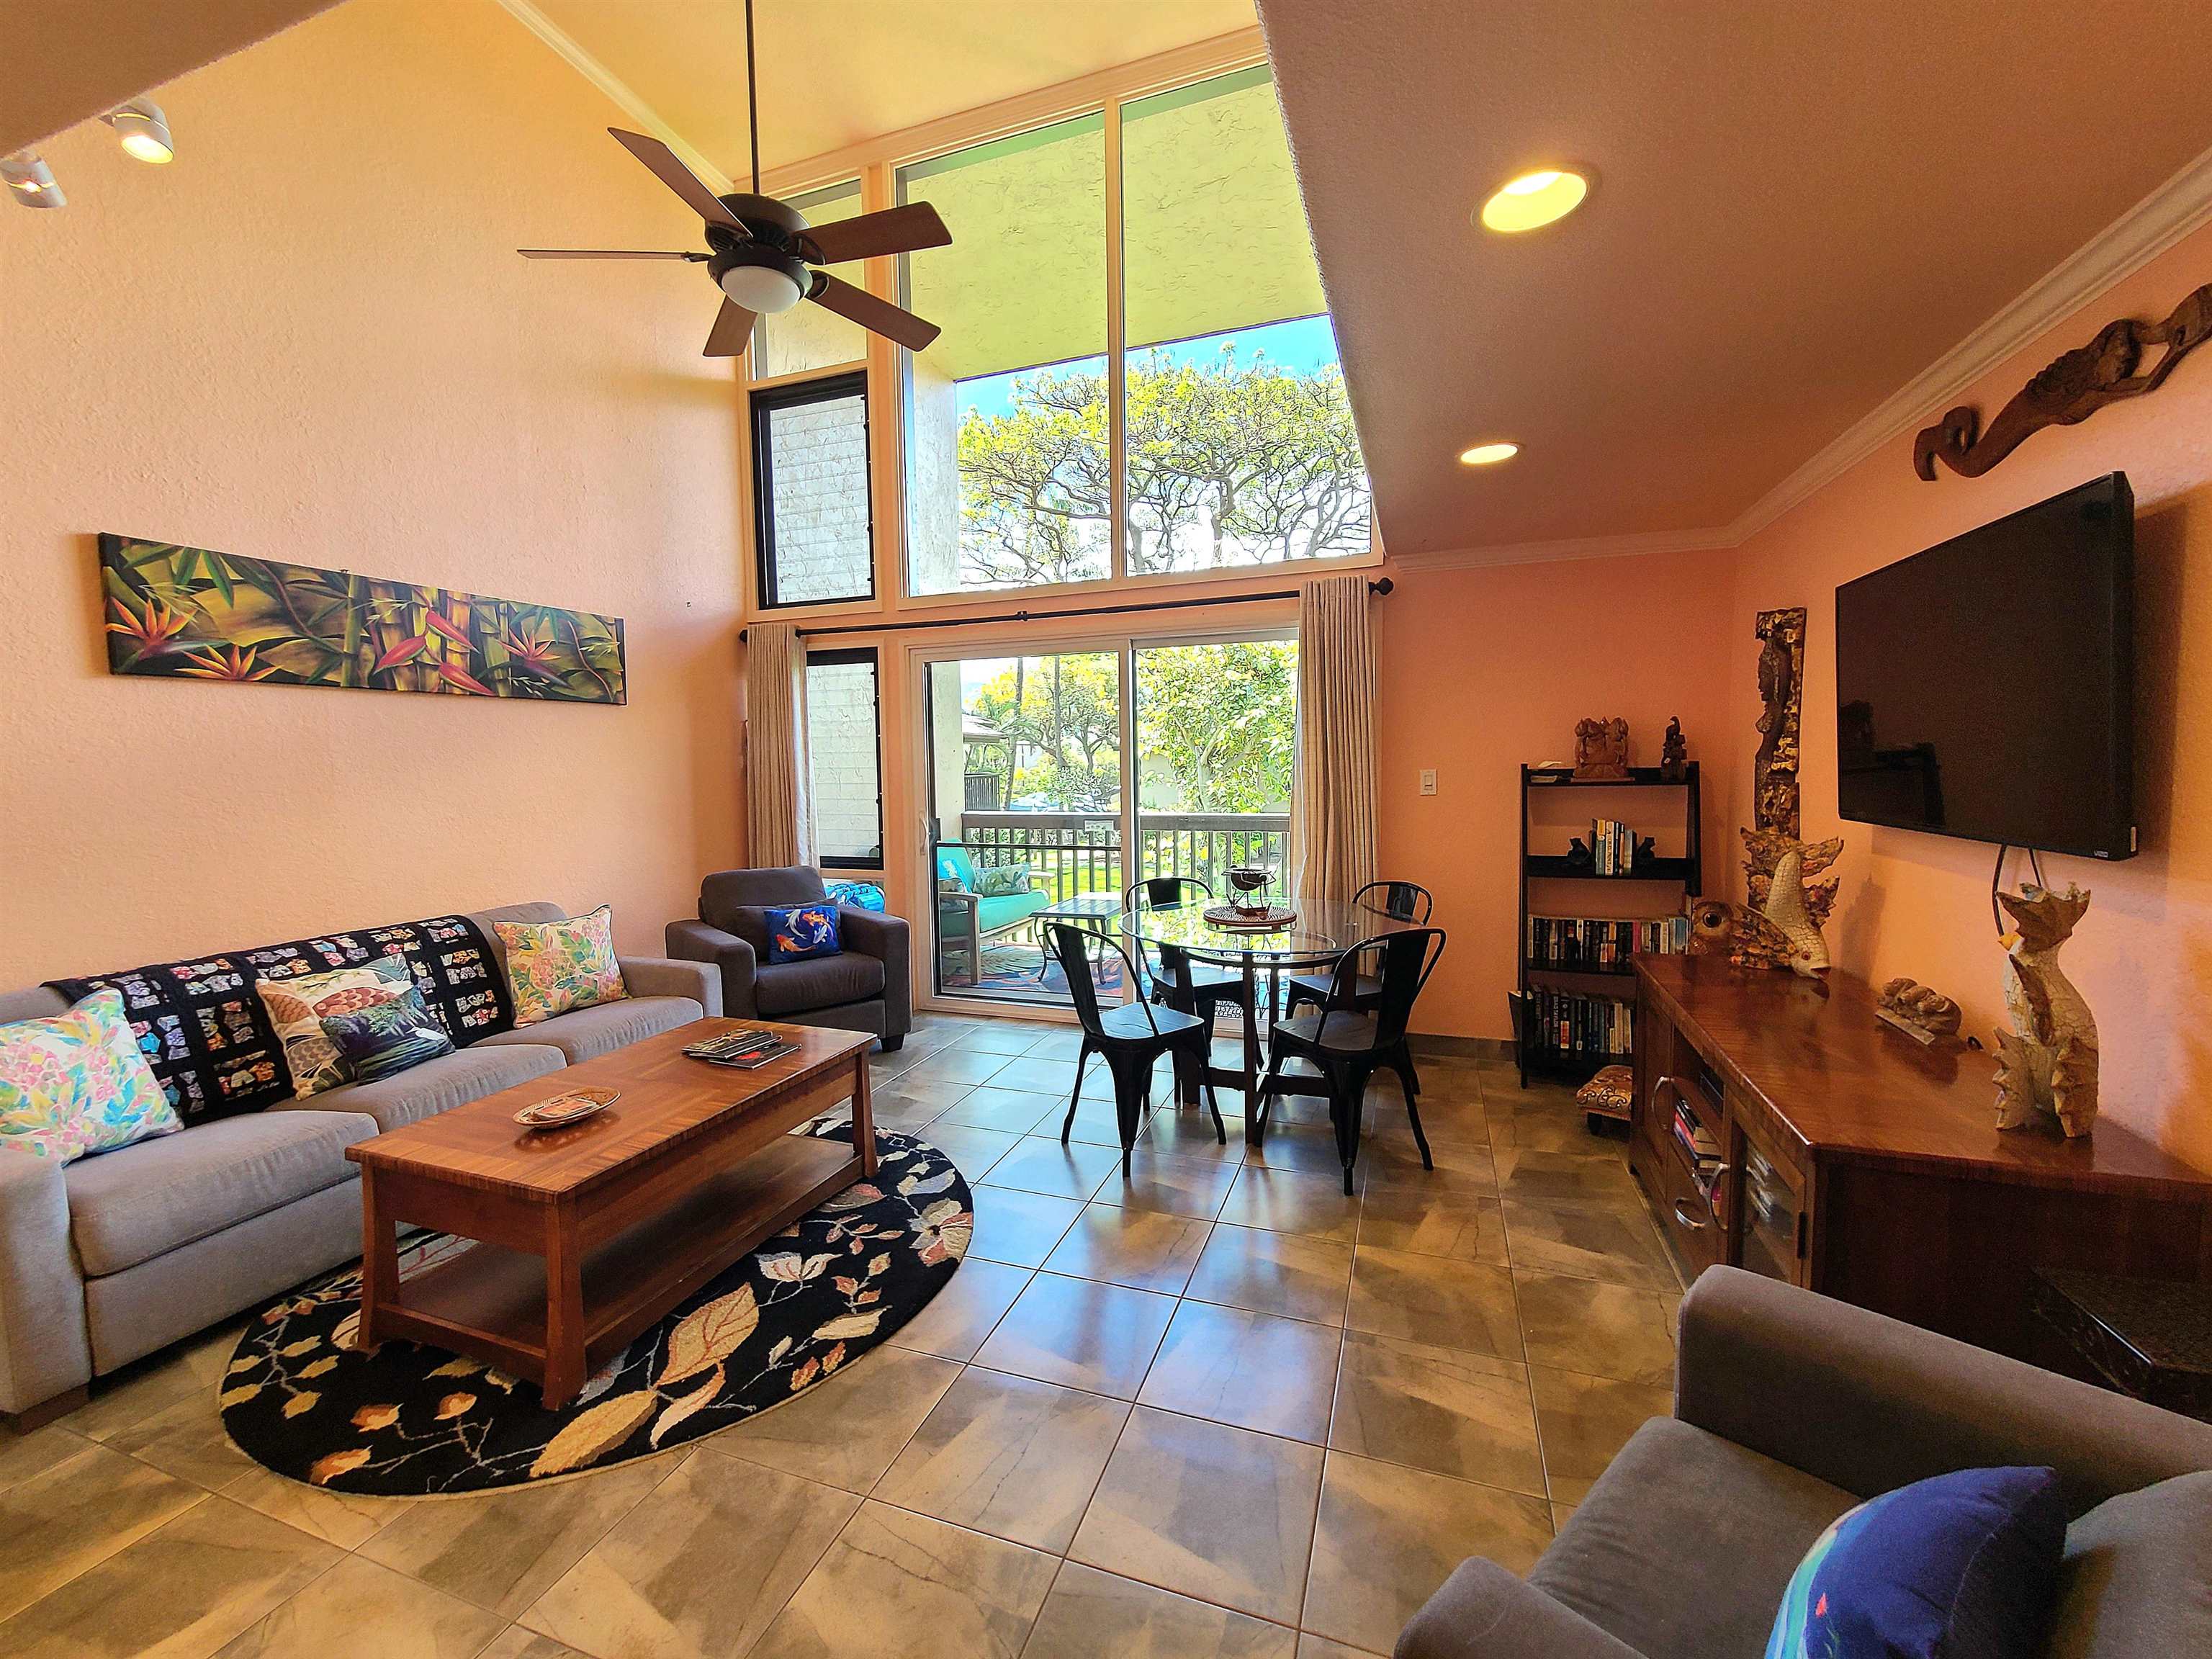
1753, 608, 1806, 837
1995, 884, 2100, 1138
1915, 283, 2212, 480
1733, 829, 1843, 976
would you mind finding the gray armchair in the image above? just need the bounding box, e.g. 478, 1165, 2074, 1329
667, 866, 911, 1050
1396, 1267, 2212, 1659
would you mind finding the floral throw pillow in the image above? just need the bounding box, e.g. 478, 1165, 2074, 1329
972, 863, 1033, 898
763, 904, 842, 963
320, 985, 456, 1084
495, 906, 628, 1027
256, 956, 419, 1098
0, 989, 182, 1161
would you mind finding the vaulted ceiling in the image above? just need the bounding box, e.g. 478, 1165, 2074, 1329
1256, 0, 2212, 559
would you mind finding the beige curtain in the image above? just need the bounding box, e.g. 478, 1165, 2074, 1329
745, 622, 813, 868
1291, 573, 1379, 909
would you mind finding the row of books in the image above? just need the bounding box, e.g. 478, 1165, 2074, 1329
1526, 913, 1693, 969
1590, 817, 1637, 875
1525, 986, 1635, 1056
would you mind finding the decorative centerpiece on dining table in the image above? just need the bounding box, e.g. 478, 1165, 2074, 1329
1206, 863, 1296, 930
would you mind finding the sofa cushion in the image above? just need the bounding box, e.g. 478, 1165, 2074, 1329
477, 997, 702, 1064
1531, 1417, 1857, 1659
65, 1110, 376, 1276
754, 954, 884, 1017
2049, 1470, 2212, 1659
276, 1042, 565, 1132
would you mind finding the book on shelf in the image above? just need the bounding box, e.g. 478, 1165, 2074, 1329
1524, 984, 1635, 1058
1525, 912, 1692, 970
1590, 816, 1635, 875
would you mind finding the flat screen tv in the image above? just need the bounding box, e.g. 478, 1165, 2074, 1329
1835, 472, 2134, 860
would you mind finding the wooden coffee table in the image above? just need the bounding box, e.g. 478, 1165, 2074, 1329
346, 1019, 875, 1408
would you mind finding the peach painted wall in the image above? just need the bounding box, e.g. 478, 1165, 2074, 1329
0, 0, 746, 985
1377, 548, 1738, 1040
1723, 222, 2212, 1167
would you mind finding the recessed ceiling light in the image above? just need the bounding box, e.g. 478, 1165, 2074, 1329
1459, 441, 1519, 467
103, 99, 175, 164
2, 152, 64, 208
1479, 168, 1588, 233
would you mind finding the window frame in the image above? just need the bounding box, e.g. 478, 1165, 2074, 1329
750, 370, 877, 612
804, 645, 886, 871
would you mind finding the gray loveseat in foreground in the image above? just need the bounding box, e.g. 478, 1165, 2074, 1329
1396, 1266, 2212, 1659
0, 900, 717, 1424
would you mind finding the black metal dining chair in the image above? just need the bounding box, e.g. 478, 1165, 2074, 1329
1280, 880, 1433, 1022
1124, 876, 1254, 1091
1259, 927, 1446, 1194
1050, 923, 1226, 1177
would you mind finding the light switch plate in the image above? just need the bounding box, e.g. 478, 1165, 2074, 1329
1419, 768, 1437, 796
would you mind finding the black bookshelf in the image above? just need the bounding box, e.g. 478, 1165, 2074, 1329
1511, 762, 1702, 1088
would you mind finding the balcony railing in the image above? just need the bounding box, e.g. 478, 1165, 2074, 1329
955, 810, 1290, 904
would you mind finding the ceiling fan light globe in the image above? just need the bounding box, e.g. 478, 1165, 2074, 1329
719, 263, 803, 313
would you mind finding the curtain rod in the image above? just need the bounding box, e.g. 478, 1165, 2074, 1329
739, 576, 1393, 642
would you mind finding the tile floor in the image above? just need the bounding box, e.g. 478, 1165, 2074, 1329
0, 1012, 1684, 1659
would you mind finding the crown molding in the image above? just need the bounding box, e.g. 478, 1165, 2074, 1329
494, 0, 732, 192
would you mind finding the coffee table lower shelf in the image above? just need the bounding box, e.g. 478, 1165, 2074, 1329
367, 1133, 858, 1401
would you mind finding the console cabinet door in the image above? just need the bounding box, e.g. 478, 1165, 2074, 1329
1730, 1097, 1809, 1287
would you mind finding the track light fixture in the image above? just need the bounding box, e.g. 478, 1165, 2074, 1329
2, 153, 64, 208
103, 98, 175, 163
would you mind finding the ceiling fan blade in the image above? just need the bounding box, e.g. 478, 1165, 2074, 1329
703, 297, 757, 358
518, 248, 704, 260
800, 202, 952, 266
808, 273, 940, 352
608, 127, 741, 232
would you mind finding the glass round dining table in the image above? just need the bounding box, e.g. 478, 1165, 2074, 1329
1119, 899, 1419, 1141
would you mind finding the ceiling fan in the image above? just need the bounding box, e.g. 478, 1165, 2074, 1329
519, 0, 949, 357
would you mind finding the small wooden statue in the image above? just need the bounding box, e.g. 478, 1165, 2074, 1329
1659, 717, 1688, 782
1876, 977, 1964, 1046
1573, 716, 1630, 781
1733, 829, 1843, 977
1995, 884, 2099, 1138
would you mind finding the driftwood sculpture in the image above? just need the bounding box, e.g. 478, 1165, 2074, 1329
1995, 884, 2099, 1138
1732, 830, 1843, 976
1915, 283, 2212, 480
1573, 716, 1630, 780
1753, 609, 1806, 838
1876, 977, 1964, 1047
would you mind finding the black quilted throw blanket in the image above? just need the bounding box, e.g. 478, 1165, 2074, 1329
48, 914, 513, 1123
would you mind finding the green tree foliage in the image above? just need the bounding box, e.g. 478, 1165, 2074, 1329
1134, 642, 1297, 813
971, 654, 1121, 809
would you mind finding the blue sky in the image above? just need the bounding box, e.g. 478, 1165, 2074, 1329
956, 313, 1341, 423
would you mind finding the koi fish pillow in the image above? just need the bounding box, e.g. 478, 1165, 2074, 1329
763, 904, 842, 963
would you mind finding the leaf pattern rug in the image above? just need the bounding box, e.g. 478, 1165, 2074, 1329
219, 1123, 969, 1496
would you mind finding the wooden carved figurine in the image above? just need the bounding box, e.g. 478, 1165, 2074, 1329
1994, 884, 2099, 1138
1573, 716, 1630, 781
1732, 829, 1843, 976
1660, 716, 1688, 782
1753, 609, 1806, 838
1916, 284, 2212, 480
1876, 977, 1964, 1047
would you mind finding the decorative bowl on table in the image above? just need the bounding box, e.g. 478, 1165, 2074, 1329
515, 1087, 619, 1130
1226, 863, 1276, 914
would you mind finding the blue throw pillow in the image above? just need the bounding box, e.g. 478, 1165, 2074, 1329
318, 986, 456, 1085
1765, 1466, 2066, 1659
763, 904, 842, 963
824, 880, 886, 912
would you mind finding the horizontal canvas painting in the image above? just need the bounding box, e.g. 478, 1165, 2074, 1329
99, 535, 625, 704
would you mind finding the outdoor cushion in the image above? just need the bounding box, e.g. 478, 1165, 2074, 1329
64, 1110, 376, 1276
935, 845, 980, 890
278, 1042, 565, 1133
976, 890, 1051, 934
477, 997, 702, 1064
1532, 1417, 1857, 1659
754, 953, 884, 1017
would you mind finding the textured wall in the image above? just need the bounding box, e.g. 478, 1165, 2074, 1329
0, 0, 745, 984
1722, 222, 2212, 1166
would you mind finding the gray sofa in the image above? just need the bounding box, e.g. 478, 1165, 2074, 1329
667, 866, 910, 1049
0, 900, 717, 1424
1397, 1266, 2212, 1659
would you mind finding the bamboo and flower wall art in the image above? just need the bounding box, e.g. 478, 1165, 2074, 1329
99, 535, 626, 704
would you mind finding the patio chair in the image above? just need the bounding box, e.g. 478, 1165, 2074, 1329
1259, 927, 1445, 1193
935, 843, 1051, 986
1049, 924, 1224, 1177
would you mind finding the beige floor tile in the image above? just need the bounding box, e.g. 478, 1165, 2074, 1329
968, 1187, 1087, 1268
1216, 1166, 1361, 1244
888, 1258, 1033, 1362
1330, 1331, 1543, 1494
1043, 1204, 1213, 1294
477, 1629, 595, 1659
1528, 1366, 1671, 1505
925, 1125, 1025, 1183
984, 1136, 1125, 1202
1060, 1091, 1156, 1148
1137, 1301, 1341, 1445
990, 1055, 1112, 1099
107, 1390, 259, 1491
952, 1023, 1062, 1056
1185, 1226, 1354, 1326
1512, 1269, 1677, 1386
0, 1493, 336, 1659
1355, 1179, 1507, 1264
1101, 1151, 1239, 1219
1498, 1197, 1680, 1292
1303, 1452, 1553, 1654
1020, 1562, 1298, 1658
938, 1087, 1058, 1134
973, 1274, 1178, 1399
1295, 1635, 1387, 1659
1345, 1248, 1524, 1362
67, 1352, 215, 1444
714, 1345, 961, 1492
1364, 1133, 1498, 1187
0, 1440, 203, 1619
219, 1464, 405, 1550
748, 1501, 1057, 1659
1069, 1407, 1323, 1627
873, 1367, 1128, 1552
359, 1455, 670, 1617
1021, 1028, 1090, 1060
519, 1450, 857, 1659
867, 1086, 961, 1132
899, 1047, 1019, 1089
0, 1423, 94, 1493
1146, 1107, 1247, 1163
215, 1555, 505, 1659
1551, 1502, 1578, 1532
1242, 1123, 1351, 1179
1492, 1148, 1642, 1208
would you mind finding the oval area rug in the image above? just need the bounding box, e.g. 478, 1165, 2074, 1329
220, 1122, 970, 1496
